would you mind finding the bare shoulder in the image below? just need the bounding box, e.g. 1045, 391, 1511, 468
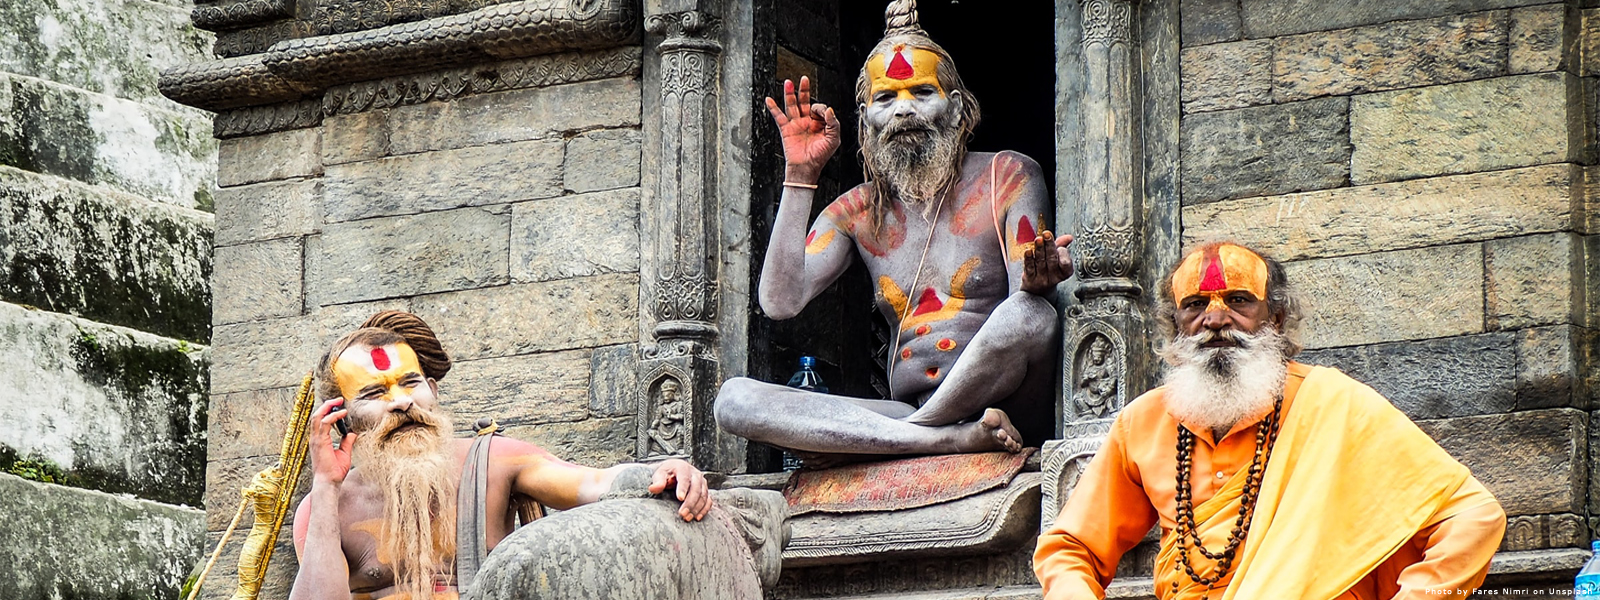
819, 183, 875, 233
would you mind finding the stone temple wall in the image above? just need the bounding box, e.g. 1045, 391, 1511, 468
1176, 0, 1597, 588
0, 0, 215, 598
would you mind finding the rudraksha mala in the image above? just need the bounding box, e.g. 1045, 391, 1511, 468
1169, 395, 1284, 598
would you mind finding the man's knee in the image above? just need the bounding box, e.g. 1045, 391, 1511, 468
714, 377, 764, 434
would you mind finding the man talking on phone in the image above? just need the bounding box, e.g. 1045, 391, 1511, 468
288, 311, 712, 600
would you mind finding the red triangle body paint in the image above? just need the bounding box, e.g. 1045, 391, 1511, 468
371, 347, 391, 371
1016, 216, 1036, 243
913, 288, 944, 315
887, 51, 915, 80
1199, 253, 1228, 292
806, 231, 816, 245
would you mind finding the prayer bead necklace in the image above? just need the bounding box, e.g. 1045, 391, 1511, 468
1170, 395, 1284, 599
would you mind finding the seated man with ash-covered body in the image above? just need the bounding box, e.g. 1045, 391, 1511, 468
715, 0, 1072, 458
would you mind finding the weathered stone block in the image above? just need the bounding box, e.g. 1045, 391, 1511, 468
512, 188, 640, 283
321, 110, 390, 166
1511, 4, 1571, 74
0, 165, 213, 341
501, 416, 636, 468
0, 473, 204, 600
1420, 408, 1585, 516
208, 387, 299, 463
214, 178, 321, 247
1180, 0, 1242, 46
444, 349, 592, 429
305, 207, 511, 307
1272, 12, 1509, 103
565, 129, 642, 193
385, 77, 643, 157
1182, 164, 1579, 262
0, 302, 209, 506
1180, 98, 1349, 205
1299, 333, 1516, 420
1517, 325, 1587, 411
213, 238, 303, 326
1288, 244, 1484, 349
589, 343, 639, 418
1, 74, 217, 208
0, 0, 212, 106
410, 273, 638, 362
199, 530, 297, 600
322, 139, 561, 222
1239, 0, 1549, 39
202, 455, 277, 532
210, 299, 409, 395
1180, 40, 1271, 114
1351, 73, 1576, 185
218, 127, 322, 187
1486, 232, 1581, 329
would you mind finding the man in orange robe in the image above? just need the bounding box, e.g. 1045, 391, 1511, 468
1035, 242, 1506, 600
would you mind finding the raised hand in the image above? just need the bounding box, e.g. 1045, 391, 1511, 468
765, 76, 841, 184
308, 398, 357, 486
1020, 230, 1074, 296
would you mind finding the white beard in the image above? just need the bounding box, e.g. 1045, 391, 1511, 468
1159, 326, 1290, 434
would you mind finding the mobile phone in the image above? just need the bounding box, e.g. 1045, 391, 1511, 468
328, 402, 351, 438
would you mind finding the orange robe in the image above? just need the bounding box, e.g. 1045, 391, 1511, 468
1035, 363, 1505, 600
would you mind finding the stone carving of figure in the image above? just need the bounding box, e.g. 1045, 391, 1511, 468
650, 379, 686, 456
714, 0, 1072, 459
1075, 335, 1118, 418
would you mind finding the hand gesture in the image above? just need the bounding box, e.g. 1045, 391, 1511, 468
649, 458, 712, 522
1020, 230, 1074, 295
308, 399, 357, 486
765, 76, 840, 183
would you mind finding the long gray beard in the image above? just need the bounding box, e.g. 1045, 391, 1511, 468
353, 408, 457, 599
1159, 326, 1289, 434
865, 117, 963, 207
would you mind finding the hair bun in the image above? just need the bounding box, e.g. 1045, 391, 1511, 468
360, 310, 452, 380
883, 0, 925, 37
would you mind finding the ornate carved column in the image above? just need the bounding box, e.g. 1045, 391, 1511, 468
636, 0, 741, 472
1044, 0, 1150, 528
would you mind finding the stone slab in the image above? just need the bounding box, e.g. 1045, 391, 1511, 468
511, 188, 640, 283
1517, 326, 1587, 411
0, 0, 212, 107
321, 110, 390, 166
217, 127, 322, 188
588, 343, 638, 418
0, 472, 204, 600
1272, 12, 1509, 103
1239, 0, 1550, 39
1180, 97, 1350, 205
0, 165, 213, 341
444, 349, 593, 429
564, 129, 642, 193
1351, 73, 1575, 185
198, 529, 298, 600
1287, 244, 1485, 349
1, 74, 217, 209
1182, 164, 1579, 262
1180, 40, 1271, 114
1420, 408, 1585, 516
409, 273, 638, 362
322, 139, 562, 222
1487, 233, 1582, 329
1179, 0, 1242, 46
207, 386, 299, 463
213, 237, 303, 326
0, 301, 209, 506
382, 77, 644, 158
304, 206, 511, 307
209, 299, 409, 395
500, 415, 636, 468
1299, 333, 1516, 420
201, 454, 280, 532
1511, 4, 1572, 74
214, 178, 321, 247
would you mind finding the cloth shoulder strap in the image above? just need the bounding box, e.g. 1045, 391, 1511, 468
455, 419, 500, 593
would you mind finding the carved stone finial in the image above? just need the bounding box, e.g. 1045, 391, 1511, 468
883, 0, 925, 37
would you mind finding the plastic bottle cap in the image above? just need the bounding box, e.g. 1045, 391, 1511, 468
800, 356, 816, 368
1592, 540, 1600, 553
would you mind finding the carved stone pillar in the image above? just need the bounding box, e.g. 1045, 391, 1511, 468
637, 0, 740, 472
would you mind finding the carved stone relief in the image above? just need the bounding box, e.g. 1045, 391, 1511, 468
1040, 432, 1108, 532
192, 0, 296, 32
1071, 331, 1124, 419
646, 377, 688, 457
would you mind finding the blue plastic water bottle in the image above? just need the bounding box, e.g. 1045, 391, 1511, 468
1577, 540, 1600, 599
781, 357, 828, 470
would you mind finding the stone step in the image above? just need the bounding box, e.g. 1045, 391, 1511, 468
0, 164, 213, 341
783, 579, 1156, 600
0, 471, 204, 600
0, 300, 209, 506
0, 0, 213, 107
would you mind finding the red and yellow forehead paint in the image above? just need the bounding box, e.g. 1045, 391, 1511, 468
333, 342, 424, 401
1171, 244, 1268, 311
866, 44, 943, 99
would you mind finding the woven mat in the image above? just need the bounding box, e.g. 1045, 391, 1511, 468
783, 448, 1036, 516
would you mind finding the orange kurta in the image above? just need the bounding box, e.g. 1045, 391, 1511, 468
1035, 363, 1505, 600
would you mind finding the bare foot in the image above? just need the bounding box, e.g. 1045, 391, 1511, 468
966, 408, 1022, 453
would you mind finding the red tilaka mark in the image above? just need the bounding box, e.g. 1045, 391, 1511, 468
371, 347, 391, 371
1199, 251, 1228, 292
913, 288, 943, 316
887, 51, 915, 80
1015, 216, 1036, 243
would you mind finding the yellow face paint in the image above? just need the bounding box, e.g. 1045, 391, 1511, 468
867, 45, 944, 100
333, 342, 425, 401
1171, 244, 1268, 311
